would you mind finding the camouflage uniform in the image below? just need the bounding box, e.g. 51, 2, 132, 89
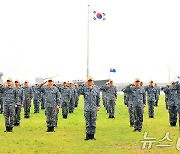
58, 86, 71, 119
41, 92, 45, 109
144, 86, 157, 118
154, 85, 160, 106
23, 86, 33, 118
163, 85, 178, 126
175, 82, 180, 126
39, 84, 61, 131
106, 85, 117, 118
69, 87, 76, 113
14, 87, 24, 126
0, 85, 18, 131
79, 84, 100, 138
100, 85, 109, 113
74, 86, 80, 108
123, 86, 134, 126
0, 92, 3, 114
32, 86, 41, 113
124, 84, 146, 131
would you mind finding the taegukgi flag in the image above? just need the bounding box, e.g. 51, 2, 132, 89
92, 10, 106, 21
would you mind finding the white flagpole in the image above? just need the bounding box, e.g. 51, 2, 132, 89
87, 5, 90, 78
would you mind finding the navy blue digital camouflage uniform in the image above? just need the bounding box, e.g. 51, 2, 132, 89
32, 86, 41, 113
79, 84, 100, 137
144, 85, 157, 118
39, 84, 61, 130
124, 84, 146, 131
23, 86, 33, 118
69, 87, 76, 113
154, 85, 160, 106
14, 87, 24, 126
100, 85, 109, 113
163, 85, 178, 126
0, 85, 18, 131
58, 86, 71, 118
123, 86, 134, 126
105, 85, 117, 118
0, 92, 3, 114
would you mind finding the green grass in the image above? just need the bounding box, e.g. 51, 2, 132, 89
0, 95, 179, 154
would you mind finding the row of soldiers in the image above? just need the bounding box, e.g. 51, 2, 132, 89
0, 77, 180, 139
122, 79, 180, 132
0, 78, 80, 132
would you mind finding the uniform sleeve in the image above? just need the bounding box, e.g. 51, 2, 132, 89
15, 89, 18, 104
143, 89, 146, 105
30, 88, 33, 100
115, 87, 117, 99
21, 89, 25, 105
56, 90, 61, 106
0, 85, 4, 93
96, 88, 100, 107
123, 85, 132, 93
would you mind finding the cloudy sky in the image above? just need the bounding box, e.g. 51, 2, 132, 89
0, 0, 180, 83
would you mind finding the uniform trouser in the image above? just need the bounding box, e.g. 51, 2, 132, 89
33, 99, 40, 113
56, 108, 59, 124
3, 105, 15, 128
75, 97, 79, 107
154, 98, 159, 106
148, 101, 155, 117
24, 99, 31, 117
84, 110, 97, 135
62, 101, 69, 117
133, 106, 144, 130
45, 107, 57, 127
0, 99, 3, 113
108, 100, 115, 117
69, 98, 75, 113
14, 105, 21, 124
128, 103, 134, 124
105, 99, 109, 112
165, 98, 168, 110
41, 97, 45, 109
168, 106, 177, 124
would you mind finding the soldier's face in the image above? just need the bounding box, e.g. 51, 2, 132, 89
7, 80, 12, 86
48, 81, 54, 86
63, 83, 66, 87
15, 81, 20, 87
109, 81, 113, 86
149, 82, 153, 86
87, 80, 93, 86
134, 81, 140, 87
25, 82, 28, 86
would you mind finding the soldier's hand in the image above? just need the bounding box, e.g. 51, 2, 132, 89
144, 104, 146, 108
15, 104, 17, 108
96, 107, 100, 111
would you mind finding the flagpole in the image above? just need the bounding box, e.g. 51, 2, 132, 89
87, 5, 90, 78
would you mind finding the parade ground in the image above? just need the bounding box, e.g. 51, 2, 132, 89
0, 95, 179, 154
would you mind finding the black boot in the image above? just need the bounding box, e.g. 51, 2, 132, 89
46, 127, 51, 132
84, 134, 90, 140
4, 127, 9, 132
90, 134, 96, 140
9, 127, 13, 132
51, 127, 55, 132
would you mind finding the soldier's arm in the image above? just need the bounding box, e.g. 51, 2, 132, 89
96, 89, 100, 110
143, 90, 146, 105
56, 90, 61, 107
30, 88, 33, 100
115, 87, 117, 99
0, 84, 4, 93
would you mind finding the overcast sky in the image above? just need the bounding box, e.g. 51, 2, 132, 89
0, 0, 180, 83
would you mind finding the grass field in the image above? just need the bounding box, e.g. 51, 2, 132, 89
0, 95, 179, 154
